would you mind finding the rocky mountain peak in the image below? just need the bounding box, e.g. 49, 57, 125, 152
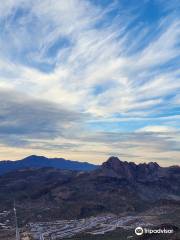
100, 156, 136, 180
103, 156, 124, 168
98, 157, 164, 181
147, 162, 160, 170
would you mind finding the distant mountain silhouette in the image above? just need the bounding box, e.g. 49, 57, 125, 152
0, 155, 98, 175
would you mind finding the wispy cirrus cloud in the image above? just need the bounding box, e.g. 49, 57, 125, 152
0, 0, 179, 164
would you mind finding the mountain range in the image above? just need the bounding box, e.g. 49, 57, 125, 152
0, 156, 179, 224
0, 155, 98, 175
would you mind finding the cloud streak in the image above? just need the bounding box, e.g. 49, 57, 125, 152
0, 89, 83, 141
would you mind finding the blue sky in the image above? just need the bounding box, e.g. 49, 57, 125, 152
0, 0, 179, 165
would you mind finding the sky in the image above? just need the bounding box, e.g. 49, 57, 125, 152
0, 0, 179, 166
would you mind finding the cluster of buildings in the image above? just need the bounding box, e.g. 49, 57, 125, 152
27, 214, 148, 239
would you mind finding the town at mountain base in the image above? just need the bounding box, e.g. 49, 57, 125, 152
0, 156, 179, 239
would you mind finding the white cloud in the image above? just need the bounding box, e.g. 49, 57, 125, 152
0, 0, 179, 116
134, 20, 180, 68
137, 125, 176, 133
